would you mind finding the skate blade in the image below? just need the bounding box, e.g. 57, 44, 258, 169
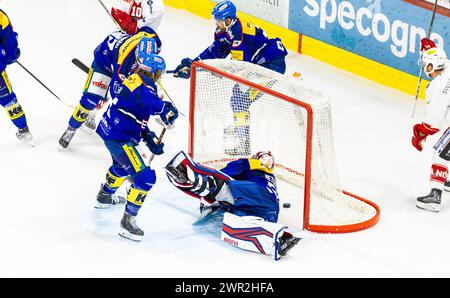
94, 198, 126, 209
57, 144, 69, 152
80, 125, 95, 135
416, 202, 440, 213
21, 140, 35, 147
118, 229, 142, 242
18, 136, 35, 147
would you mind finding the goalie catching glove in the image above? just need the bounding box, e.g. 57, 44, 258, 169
412, 122, 439, 151
141, 130, 164, 155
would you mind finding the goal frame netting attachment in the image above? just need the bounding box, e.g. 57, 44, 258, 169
188, 60, 380, 233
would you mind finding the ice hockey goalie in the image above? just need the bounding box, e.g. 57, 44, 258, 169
165, 150, 301, 260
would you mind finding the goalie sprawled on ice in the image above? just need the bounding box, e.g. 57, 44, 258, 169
165, 150, 301, 260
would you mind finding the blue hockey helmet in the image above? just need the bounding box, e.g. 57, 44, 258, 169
136, 37, 158, 62
137, 53, 166, 76
212, 1, 237, 21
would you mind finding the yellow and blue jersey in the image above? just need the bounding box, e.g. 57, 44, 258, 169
96, 73, 164, 143
220, 158, 280, 222
221, 158, 278, 198
0, 10, 19, 69
92, 26, 161, 81
195, 18, 287, 72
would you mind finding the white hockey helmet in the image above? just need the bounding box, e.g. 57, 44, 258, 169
252, 151, 275, 170
420, 47, 448, 77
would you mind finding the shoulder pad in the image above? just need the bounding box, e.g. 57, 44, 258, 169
0, 11, 11, 30
247, 158, 274, 174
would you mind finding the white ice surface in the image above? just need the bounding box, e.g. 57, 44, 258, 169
0, 0, 448, 277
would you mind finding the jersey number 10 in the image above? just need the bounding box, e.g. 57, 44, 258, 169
130, 4, 143, 18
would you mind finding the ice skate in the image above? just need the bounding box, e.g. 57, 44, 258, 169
94, 185, 126, 209
119, 213, 144, 242
278, 234, 301, 257
58, 126, 76, 149
16, 126, 35, 147
416, 188, 441, 213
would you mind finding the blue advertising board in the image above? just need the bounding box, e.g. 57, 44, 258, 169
289, 0, 449, 76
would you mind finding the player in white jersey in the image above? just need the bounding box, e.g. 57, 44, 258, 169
412, 38, 450, 212
111, 0, 164, 34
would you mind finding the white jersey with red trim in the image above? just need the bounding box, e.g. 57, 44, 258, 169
115, 0, 164, 30
424, 64, 450, 130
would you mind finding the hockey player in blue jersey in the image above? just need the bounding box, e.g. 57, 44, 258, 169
165, 151, 300, 260
173, 0, 288, 155
0, 10, 33, 146
95, 52, 178, 242
58, 26, 162, 149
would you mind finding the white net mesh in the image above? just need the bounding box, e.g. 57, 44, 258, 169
191, 59, 378, 230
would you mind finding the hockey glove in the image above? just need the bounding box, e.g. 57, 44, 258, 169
412, 122, 439, 151
173, 58, 193, 79
111, 8, 138, 35
142, 130, 164, 155
159, 101, 179, 128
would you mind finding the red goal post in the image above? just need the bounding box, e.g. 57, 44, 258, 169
188, 60, 380, 233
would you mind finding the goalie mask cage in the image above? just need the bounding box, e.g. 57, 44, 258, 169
188, 60, 380, 233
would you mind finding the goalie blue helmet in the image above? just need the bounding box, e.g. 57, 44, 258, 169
212, 0, 237, 21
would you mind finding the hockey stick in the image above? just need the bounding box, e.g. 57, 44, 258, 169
72, 58, 90, 74
156, 80, 186, 117
148, 128, 166, 164
411, 0, 439, 118
16, 61, 73, 108
97, 0, 122, 29
72, 57, 176, 75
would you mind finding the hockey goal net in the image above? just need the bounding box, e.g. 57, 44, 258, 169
188, 59, 380, 233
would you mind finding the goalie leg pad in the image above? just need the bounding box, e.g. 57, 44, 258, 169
221, 212, 296, 261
